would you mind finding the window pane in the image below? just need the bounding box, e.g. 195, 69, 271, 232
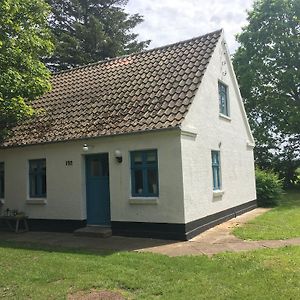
146, 151, 157, 163
41, 174, 47, 196
220, 95, 225, 113
147, 168, 158, 195
131, 150, 159, 197
29, 159, 46, 197
212, 151, 221, 190
134, 169, 143, 195
213, 167, 219, 190
30, 174, 37, 196
91, 159, 101, 176
0, 179, 3, 198
218, 82, 228, 116
101, 156, 109, 176
132, 152, 143, 165
216, 169, 221, 189
30, 161, 39, 173
41, 159, 46, 170
212, 151, 219, 165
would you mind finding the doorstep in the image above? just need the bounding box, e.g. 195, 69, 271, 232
74, 225, 112, 238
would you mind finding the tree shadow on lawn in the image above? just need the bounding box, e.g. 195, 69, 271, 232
275, 193, 300, 210
259, 190, 300, 210
0, 239, 116, 257
0, 231, 179, 257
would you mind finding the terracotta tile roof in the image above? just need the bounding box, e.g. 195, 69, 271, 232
2, 29, 222, 147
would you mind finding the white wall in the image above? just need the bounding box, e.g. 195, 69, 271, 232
0, 130, 185, 223
0, 35, 256, 227
180, 36, 256, 223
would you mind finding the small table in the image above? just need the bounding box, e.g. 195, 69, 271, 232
0, 215, 29, 233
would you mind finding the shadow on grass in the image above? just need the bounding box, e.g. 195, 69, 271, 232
0, 230, 178, 258
277, 191, 300, 209
258, 190, 300, 210
0, 239, 116, 257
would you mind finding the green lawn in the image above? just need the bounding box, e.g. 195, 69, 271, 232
234, 191, 300, 240
0, 242, 300, 299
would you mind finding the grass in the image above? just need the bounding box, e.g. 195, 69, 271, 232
0, 241, 299, 299
234, 190, 300, 240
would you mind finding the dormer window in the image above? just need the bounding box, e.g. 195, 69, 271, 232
218, 81, 229, 116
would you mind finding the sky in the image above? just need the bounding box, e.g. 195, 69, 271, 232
125, 0, 254, 54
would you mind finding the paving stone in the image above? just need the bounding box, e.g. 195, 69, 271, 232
1, 208, 299, 256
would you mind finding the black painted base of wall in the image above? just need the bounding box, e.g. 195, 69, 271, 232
184, 199, 257, 240
27, 219, 86, 233
111, 221, 186, 240
5, 200, 256, 240
112, 199, 257, 240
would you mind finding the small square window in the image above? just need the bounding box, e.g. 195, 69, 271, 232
29, 159, 47, 198
218, 81, 229, 116
130, 150, 159, 197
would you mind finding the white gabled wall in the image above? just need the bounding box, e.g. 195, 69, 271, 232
0, 130, 185, 224
180, 34, 256, 223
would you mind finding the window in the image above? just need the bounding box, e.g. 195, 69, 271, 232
29, 159, 46, 198
0, 162, 4, 198
211, 151, 221, 190
218, 81, 229, 116
130, 150, 159, 197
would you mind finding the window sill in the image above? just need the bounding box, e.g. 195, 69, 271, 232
219, 114, 231, 121
26, 199, 47, 205
0, 199, 5, 205
213, 190, 224, 198
129, 197, 158, 205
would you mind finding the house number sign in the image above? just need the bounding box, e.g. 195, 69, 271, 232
65, 160, 73, 166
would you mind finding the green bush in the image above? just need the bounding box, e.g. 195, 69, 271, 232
255, 168, 283, 207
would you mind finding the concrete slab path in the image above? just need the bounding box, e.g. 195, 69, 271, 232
1, 208, 299, 256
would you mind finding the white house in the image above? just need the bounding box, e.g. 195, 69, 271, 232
0, 29, 256, 240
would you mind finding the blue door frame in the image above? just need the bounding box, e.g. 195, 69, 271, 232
85, 153, 110, 225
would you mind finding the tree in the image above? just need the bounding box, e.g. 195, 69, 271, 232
0, 0, 53, 140
233, 0, 300, 187
45, 0, 150, 71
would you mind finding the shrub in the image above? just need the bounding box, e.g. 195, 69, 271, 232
255, 168, 283, 207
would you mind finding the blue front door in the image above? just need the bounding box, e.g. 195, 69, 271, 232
86, 154, 110, 225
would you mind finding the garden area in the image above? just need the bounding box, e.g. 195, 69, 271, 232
0, 189, 299, 299
0, 0, 299, 298
234, 190, 300, 240
0, 242, 299, 299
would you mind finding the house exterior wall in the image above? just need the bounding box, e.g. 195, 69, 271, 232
0, 129, 185, 225
0, 33, 257, 240
180, 37, 256, 225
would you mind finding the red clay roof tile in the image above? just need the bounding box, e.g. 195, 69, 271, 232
2, 29, 222, 147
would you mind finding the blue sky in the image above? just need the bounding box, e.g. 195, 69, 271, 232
126, 0, 254, 54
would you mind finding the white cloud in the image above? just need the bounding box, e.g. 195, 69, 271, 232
125, 0, 254, 54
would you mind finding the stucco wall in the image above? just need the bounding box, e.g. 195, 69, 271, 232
180, 36, 256, 223
0, 130, 185, 223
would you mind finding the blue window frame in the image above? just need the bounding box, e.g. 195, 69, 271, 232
130, 150, 159, 197
218, 81, 229, 116
0, 162, 4, 198
29, 159, 47, 198
211, 151, 221, 190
